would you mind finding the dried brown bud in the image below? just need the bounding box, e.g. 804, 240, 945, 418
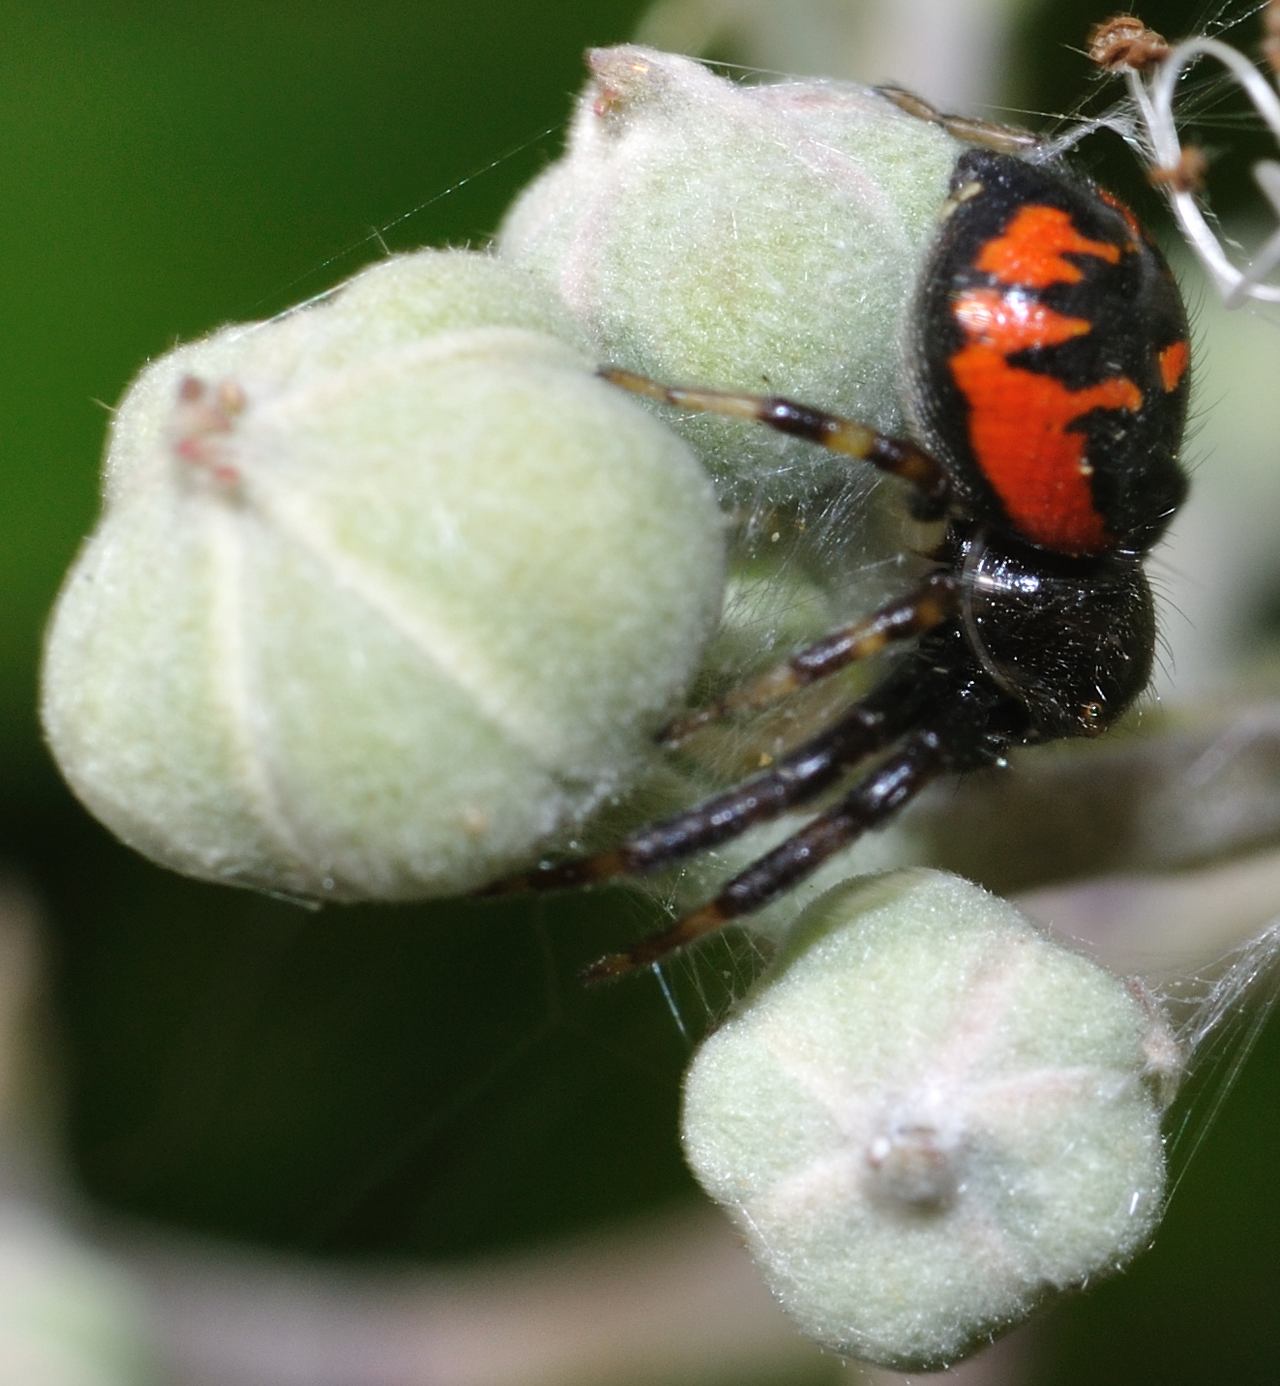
1088, 14, 1172, 73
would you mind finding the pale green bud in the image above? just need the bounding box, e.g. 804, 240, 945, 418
99, 249, 593, 507
682, 869, 1178, 1370
0, 1207, 156, 1385
42, 251, 725, 901
498, 46, 962, 501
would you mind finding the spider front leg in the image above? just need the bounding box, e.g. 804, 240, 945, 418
599, 367, 953, 519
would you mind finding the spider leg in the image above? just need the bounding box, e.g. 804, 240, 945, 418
583, 673, 1012, 983
485, 646, 946, 897
661, 570, 959, 745
599, 367, 951, 516
874, 84, 1038, 154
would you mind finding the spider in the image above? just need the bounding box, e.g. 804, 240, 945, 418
495, 109, 1191, 984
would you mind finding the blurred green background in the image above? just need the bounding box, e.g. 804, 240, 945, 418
3, 1, 1278, 1383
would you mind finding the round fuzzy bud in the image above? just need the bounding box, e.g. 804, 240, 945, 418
42, 251, 725, 901
498, 46, 962, 502
0, 1206, 155, 1386
681, 869, 1177, 1370
99, 249, 593, 507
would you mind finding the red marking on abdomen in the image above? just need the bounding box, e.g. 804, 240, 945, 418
975, 204, 1121, 287
953, 289, 1091, 352
1158, 339, 1189, 392
949, 343, 1143, 554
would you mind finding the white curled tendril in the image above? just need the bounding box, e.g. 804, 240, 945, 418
1128, 27, 1280, 308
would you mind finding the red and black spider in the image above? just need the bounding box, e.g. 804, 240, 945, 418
497, 122, 1191, 983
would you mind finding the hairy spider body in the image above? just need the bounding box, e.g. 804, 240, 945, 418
497, 141, 1190, 982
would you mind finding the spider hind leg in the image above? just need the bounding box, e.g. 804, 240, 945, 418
584, 656, 1015, 983
490, 650, 936, 898
487, 574, 960, 899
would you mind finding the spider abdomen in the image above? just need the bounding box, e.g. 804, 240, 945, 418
911, 149, 1190, 558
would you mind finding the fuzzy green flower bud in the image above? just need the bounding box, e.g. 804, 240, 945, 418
498, 46, 962, 501
42, 250, 725, 901
681, 869, 1177, 1370
0, 1207, 156, 1385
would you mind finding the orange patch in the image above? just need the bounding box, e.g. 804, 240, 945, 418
952, 289, 1092, 353
949, 343, 1143, 554
975, 204, 1120, 287
1157, 339, 1190, 392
